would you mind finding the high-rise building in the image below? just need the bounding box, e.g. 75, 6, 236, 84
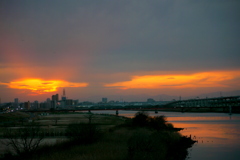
14, 98, 19, 108
62, 89, 66, 100
51, 100, 56, 108
56, 94, 59, 101
46, 98, 51, 108
24, 101, 30, 110
102, 98, 108, 103
52, 94, 59, 101
60, 100, 66, 108
33, 101, 39, 109
40, 102, 47, 109
66, 99, 73, 106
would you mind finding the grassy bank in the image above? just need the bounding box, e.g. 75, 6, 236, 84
0, 111, 195, 160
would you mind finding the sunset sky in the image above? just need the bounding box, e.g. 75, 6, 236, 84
0, 0, 240, 103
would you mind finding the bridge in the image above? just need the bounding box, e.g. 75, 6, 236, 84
165, 96, 240, 107
163, 96, 240, 113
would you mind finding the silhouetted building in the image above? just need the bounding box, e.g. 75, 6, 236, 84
46, 98, 51, 108
51, 94, 59, 108
108, 100, 115, 104
33, 101, 39, 109
14, 98, 19, 108
51, 100, 57, 108
147, 98, 155, 103
62, 89, 66, 100
52, 94, 59, 101
102, 98, 107, 103
40, 102, 47, 109
60, 100, 66, 108
73, 100, 79, 106
66, 99, 73, 106
24, 101, 30, 110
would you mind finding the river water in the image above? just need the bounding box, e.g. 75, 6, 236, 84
91, 110, 240, 160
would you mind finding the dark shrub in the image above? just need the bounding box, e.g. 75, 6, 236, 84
132, 112, 170, 131
65, 123, 101, 144
132, 111, 149, 127
148, 115, 167, 130
127, 129, 192, 160
128, 130, 167, 160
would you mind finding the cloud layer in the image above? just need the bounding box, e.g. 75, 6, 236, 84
0, 79, 88, 95
0, 0, 240, 102
105, 71, 240, 89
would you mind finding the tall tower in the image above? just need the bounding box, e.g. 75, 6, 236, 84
62, 88, 66, 100
63, 88, 66, 97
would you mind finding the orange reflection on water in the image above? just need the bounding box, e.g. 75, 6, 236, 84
1, 78, 88, 94
105, 71, 240, 89
171, 122, 237, 146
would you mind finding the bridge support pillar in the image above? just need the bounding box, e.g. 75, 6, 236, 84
229, 106, 232, 115
181, 107, 185, 113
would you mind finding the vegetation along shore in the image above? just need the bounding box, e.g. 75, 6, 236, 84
0, 111, 196, 160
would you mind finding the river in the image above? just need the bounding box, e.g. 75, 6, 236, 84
91, 110, 240, 160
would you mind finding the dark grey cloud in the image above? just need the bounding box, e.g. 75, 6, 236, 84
90, 0, 240, 73
1, 0, 240, 73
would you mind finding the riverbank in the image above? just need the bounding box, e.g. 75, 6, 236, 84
0, 111, 195, 160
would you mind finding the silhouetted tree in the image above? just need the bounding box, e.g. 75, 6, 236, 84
148, 115, 167, 130
84, 113, 95, 124
2, 122, 44, 155
132, 111, 149, 127
52, 117, 60, 125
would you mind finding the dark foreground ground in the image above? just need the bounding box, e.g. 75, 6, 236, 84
0, 111, 196, 160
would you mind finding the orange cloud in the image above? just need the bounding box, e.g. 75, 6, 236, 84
104, 71, 240, 89
0, 78, 88, 94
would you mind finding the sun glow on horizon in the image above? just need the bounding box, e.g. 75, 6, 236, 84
104, 71, 240, 89
0, 78, 88, 94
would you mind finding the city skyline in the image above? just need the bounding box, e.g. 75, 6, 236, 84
2, 89, 240, 104
1, 1, 240, 102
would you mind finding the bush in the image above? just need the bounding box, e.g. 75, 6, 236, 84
127, 112, 196, 160
131, 111, 172, 131
65, 123, 101, 144
132, 111, 149, 127
128, 129, 167, 160
148, 115, 167, 130
128, 129, 191, 160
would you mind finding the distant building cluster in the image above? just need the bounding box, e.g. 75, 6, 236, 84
0, 89, 79, 112
0, 89, 169, 113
